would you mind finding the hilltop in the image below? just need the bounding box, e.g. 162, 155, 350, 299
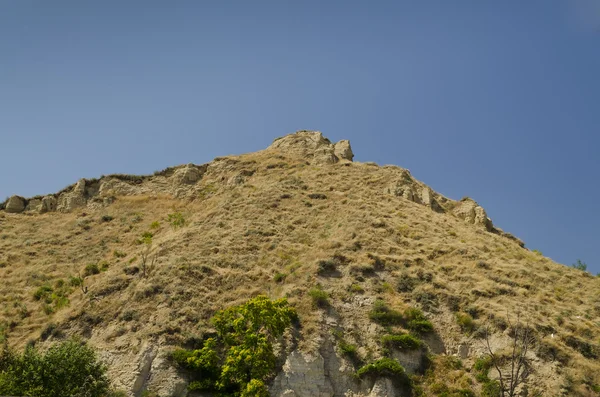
0, 131, 598, 397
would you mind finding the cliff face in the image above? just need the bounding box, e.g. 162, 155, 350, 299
0, 131, 598, 396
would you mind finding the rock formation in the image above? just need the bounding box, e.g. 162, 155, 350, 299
268, 131, 354, 164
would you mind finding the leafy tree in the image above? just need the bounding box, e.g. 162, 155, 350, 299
0, 339, 109, 397
174, 296, 297, 395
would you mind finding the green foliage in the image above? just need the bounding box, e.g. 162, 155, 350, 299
150, 221, 160, 229
33, 285, 54, 301
356, 358, 409, 385
167, 212, 185, 229
273, 272, 286, 283
83, 263, 100, 277
369, 299, 403, 325
113, 250, 127, 258
174, 296, 296, 396
405, 307, 434, 334
0, 339, 109, 397
572, 259, 587, 271
69, 276, 83, 287
33, 283, 71, 313
139, 231, 153, 245
309, 287, 329, 307
455, 312, 475, 334
381, 334, 422, 350
473, 356, 500, 396
240, 379, 269, 397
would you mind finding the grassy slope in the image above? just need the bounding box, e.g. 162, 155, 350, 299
0, 147, 598, 395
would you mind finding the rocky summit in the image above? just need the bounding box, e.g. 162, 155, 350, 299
0, 131, 598, 397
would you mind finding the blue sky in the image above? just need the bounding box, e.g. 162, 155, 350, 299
1, 1, 599, 274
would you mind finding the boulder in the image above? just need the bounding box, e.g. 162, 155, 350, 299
334, 140, 354, 161
41, 196, 57, 213
26, 198, 42, 212
5, 195, 25, 213
453, 198, 493, 231
172, 164, 204, 185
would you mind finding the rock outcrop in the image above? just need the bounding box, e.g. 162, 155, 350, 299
4, 195, 25, 213
452, 197, 493, 231
268, 131, 354, 164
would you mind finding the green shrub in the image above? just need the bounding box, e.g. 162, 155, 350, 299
396, 274, 416, 292
0, 339, 109, 397
83, 263, 100, 277
349, 283, 364, 293
381, 334, 422, 350
369, 300, 403, 325
456, 312, 476, 334
273, 272, 286, 283
113, 250, 126, 258
408, 319, 434, 334
33, 285, 54, 301
309, 287, 329, 308
571, 259, 587, 271
356, 358, 408, 383
150, 221, 160, 229
174, 296, 296, 395
167, 212, 185, 229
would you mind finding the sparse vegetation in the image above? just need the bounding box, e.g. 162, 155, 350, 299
571, 259, 587, 272
369, 299, 404, 325
167, 212, 185, 229
309, 287, 329, 308
0, 133, 599, 395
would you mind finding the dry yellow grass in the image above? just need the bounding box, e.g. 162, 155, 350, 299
0, 142, 599, 395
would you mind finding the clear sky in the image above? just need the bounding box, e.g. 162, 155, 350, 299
1, 1, 599, 274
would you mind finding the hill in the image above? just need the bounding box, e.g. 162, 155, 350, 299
1, 131, 599, 397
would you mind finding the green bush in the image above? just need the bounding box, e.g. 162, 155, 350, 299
455, 312, 475, 334
33, 285, 54, 301
408, 319, 434, 334
571, 259, 587, 271
401, 307, 434, 334
356, 358, 409, 384
0, 339, 109, 397
83, 263, 100, 277
113, 250, 127, 258
381, 334, 422, 350
174, 296, 296, 395
309, 287, 329, 308
167, 212, 185, 229
369, 300, 403, 325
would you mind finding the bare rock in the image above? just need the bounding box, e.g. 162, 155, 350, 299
334, 140, 354, 161
99, 178, 138, 197
26, 198, 42, 212
172, 164, 204, 185
5, 195, 25, 213
421, 187, 433, 207
41, 196, 57, 213
268, 131, 354, 165
57, 179, 87, 212
457, 343, 470, 359
270, 351, 335, 397
367, 378, 399, 397
453, 197, 493, 231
